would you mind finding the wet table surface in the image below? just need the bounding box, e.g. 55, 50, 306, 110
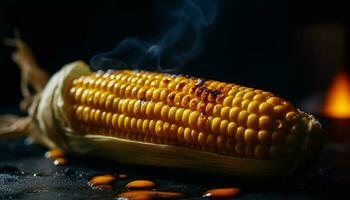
1, 138, 350, 200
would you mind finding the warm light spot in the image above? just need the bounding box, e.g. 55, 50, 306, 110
324, 71, 350, 118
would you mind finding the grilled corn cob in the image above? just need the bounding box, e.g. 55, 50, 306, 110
68, 69, 308, 159
31, 61, 321, 178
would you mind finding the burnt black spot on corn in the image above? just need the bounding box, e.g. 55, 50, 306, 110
35, 61, 322, 178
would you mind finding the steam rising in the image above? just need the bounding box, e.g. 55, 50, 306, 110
90, 0, 218, 72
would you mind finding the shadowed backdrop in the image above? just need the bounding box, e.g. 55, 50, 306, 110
0, 0, 348, 112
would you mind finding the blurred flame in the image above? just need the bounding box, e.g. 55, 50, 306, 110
324, 71, 350, 118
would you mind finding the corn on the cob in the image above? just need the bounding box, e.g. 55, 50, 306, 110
29, 61, 321, 178
66, 67, 320, 160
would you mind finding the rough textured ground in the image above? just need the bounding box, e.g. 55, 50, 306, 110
0, 138, 349, 200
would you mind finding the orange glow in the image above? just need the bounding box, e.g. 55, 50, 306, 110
323, 71, 350, 118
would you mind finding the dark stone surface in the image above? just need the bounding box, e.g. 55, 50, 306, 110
0, 138, 349, 199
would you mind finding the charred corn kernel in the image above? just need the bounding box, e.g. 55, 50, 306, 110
189, 98, 199, 110
69, 69, 314, 160
181, 95, 192, 108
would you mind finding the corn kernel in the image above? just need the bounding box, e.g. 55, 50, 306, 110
247, 114, 259, 129
227, 122, 237, 137
188, 111, 200, 128
258, 130, 271, 144
259, 116, 272, 130
182, 109, 192, 126
254, 144, 268, 158
247, 100, 260, 113
259, 102, 273, 115
211, 117, 221, 134
235, 142, 245, 156
235, 126, 245, 142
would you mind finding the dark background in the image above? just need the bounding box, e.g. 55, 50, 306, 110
0, 0, 348, 110
0, 1, 349, 199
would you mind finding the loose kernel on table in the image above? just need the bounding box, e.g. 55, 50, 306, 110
89, 174, 116, 186
45, 149, 64, 159
203, 188, 240, 198
53, 158, 68, 166
125, 180, 156, 189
